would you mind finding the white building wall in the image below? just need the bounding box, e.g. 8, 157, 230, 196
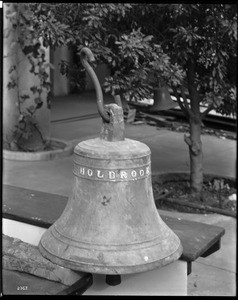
51, 46, 72, 97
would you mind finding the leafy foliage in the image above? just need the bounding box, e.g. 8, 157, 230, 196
4, 3, 53, 151
132, 4, 237, 117
4, 3, 237, 155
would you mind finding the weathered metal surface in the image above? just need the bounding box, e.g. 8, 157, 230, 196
79, 47, 110, 123
100, 103, 125, 142
39, 134, 182, 274
79, 47, 123, 124
38, 47, 182, 275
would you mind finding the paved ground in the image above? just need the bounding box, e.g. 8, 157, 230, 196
2, 92, 237, 296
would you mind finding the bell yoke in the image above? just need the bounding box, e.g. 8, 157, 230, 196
38, 47, 182, 275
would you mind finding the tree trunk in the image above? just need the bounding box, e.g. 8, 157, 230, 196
185, 60, 204, 199
3, 3, 51, 152
186, 119, 203, 196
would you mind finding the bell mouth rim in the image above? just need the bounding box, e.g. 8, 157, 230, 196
39, 241, 183, 275
50, 224, 177, 251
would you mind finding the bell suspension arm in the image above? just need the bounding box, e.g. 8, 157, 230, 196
79, 47, 110, 123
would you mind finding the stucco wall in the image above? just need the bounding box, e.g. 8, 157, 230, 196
51, 46, 72, 97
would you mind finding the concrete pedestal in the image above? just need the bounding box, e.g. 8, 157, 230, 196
3, 218, 46, 246
84, 261, 187, 295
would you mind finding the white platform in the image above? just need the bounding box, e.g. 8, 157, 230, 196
84, 260, 187, 295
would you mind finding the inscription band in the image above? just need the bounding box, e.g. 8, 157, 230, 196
73, 164, 151, 182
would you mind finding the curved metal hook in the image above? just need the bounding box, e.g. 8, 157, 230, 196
79, 47, 110, 123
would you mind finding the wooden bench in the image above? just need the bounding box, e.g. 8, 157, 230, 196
2, 184, 225, 294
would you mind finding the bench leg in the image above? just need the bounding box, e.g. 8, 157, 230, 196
201, 240, 221, 258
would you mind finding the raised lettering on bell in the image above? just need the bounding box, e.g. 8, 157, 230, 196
73, 165, 151, 181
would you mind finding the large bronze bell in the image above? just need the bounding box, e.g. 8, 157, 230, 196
38, 48, 182, 276
150, 86, 178, 112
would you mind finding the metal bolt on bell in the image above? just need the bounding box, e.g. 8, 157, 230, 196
38, 48, 183, 280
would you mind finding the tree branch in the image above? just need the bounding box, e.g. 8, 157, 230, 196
173, 87, 194, 120
173, 88, 188, 117
200, 103, 214, 120
181, 85, 190, 111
